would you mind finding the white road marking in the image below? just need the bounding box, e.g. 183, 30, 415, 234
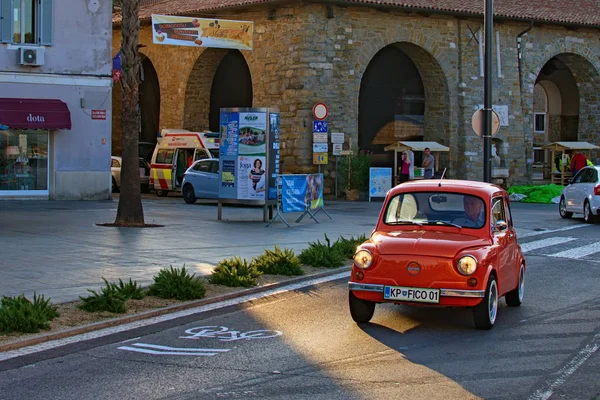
548, 241, 600, 259
528, 333, 600, 400
129, 343, 231, 352
518, 224, 590, 239
519, 237, 577, 253
117, 343, 231, 356
0, 271, 350, 362
117, 347, 219, 356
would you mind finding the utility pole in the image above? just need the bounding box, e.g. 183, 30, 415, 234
483, 0, 493, 183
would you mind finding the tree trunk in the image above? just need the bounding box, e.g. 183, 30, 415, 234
114, 0, 145, 226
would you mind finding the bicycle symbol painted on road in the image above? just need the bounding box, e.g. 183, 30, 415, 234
179, 326, 283, 342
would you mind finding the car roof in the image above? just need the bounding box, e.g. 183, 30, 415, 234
389, 179, 505, 198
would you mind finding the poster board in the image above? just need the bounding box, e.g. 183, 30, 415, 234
369, 167, 392, 201
281, 174, 324, 213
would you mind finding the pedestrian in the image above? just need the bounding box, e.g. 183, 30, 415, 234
422, 147, 435, 179
570, 150, 587, 175
399, 151, 411, 183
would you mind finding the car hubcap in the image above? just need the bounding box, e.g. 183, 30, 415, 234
584, 204, 590, 220
489, 280, 498, 324
518, 266, 524, 302
560, 199, 566, 215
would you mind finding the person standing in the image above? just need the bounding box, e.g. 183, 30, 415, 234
422, 147, 435, 179
570, 150, 587, 175
399, 151, 411, 183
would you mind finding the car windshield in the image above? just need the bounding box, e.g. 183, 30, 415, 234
383, 192, 486, 229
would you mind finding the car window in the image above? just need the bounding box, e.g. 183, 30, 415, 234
195, 149, 209, 161
572, 169, 587, 184
194, 161, 211, 173
591, 169, 599, 183
210, 160, 219, 173
504, 197, 513, 228
580, 169, 595, 183
156, 149, 174, 164
491, 197, 506, 226
111, 159, 120, 168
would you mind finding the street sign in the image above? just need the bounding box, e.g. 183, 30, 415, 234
313, 120, 328, 133
472, 109, 500, 137
313, 132, 327, 143
313, 153, 328, 164
312, 103, 328, 121
340, 150, 353, 156
332, 143, 343, 156
313, 143, 328, 153
330, 132, 344, 144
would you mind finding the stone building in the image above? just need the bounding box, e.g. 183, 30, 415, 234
112, 0, 600, 194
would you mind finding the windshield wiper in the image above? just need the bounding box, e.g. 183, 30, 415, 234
387, 220, 423, 227
424, 220, 462, 228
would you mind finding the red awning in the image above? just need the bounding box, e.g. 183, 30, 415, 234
0, 98, 71, 130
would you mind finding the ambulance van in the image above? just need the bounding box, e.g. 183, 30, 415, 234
149, 129, 220, 196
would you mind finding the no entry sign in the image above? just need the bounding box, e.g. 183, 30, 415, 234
312, 103, 328, 121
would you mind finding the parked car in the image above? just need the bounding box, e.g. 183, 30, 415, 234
181, 159, 219, 204
559, 166, 600, 223
348, 179, 526, 330
111, 156, 151, 193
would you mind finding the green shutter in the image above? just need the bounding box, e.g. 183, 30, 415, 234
0, 0, 14, 43
38, 0, 53, 45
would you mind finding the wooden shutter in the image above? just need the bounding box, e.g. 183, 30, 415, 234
38, 0, 53, 45
0, 0, 14, 43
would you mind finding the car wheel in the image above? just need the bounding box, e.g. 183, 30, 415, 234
473, 275, 498, 330
349, 290, 375, 324
156, 190, 168, 197
112, 177, 119, 193
583, 201, 596, 224
183, 184, 197, 204
559, 197, 572, 219
505, 264, 525, 307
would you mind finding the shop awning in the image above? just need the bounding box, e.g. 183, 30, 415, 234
384, 141, 450, 152
0, 98, 71, 130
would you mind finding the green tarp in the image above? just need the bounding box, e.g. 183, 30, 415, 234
507, 184, 564, 204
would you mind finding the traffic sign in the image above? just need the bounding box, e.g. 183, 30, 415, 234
472, 109, 500, 137
313, 132, 327, 143
330, 132, 344, 144
313, 143, 328, 153
313, 153, 328, 164
340, 150, 353, 156
332, 143, 343, 156
312, 103, 328, 120
313, 120, 328, 133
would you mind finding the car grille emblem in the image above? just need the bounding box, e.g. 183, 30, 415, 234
407, 262, 421, 276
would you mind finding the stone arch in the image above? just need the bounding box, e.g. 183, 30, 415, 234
356, 40, 453, 175
139, 54, 160, 144
183, 49, 253, 132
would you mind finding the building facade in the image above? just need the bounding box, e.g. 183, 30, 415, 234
112, 0, 600, 195
0, 0, 113, 200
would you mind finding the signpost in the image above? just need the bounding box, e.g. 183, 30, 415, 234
312, 103, 329, 170
483, 0, 494, 183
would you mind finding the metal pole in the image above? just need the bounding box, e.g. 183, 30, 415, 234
483, 0, 493, 183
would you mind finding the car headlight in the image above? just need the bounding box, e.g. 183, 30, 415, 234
353, 249, 373, 269
457, 255, 478, 275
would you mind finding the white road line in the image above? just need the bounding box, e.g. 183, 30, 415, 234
519, 237, 577, 253
548, 241, 600, 259
518, 224, 590, 239
117, 347, 218, 356
528, 333, 600, 400
129, 343, 231, 352
0, 271, 350, 362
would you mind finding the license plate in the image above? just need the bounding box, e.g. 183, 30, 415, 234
384, 286, 440, 304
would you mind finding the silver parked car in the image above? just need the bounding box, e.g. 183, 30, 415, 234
181, 159, 219, 204
111, 156, 151, 193
559, 165, 600, 223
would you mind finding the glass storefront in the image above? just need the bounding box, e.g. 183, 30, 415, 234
0, 129, 49, 192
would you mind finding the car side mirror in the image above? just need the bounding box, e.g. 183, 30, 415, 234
495, 220, 508, 231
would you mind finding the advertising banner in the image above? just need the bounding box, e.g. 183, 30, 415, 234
152, 14, 253, 50
369, 168, 392, 201
281, 174, 324, 213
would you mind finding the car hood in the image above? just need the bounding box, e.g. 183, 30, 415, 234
372, 230, 490, 258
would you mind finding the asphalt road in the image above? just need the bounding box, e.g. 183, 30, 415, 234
0, 202, 599, 400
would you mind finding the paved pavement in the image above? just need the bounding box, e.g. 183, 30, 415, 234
0, 194, 564, 304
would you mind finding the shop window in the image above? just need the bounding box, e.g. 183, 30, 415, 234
0, 129, 48, 191
534, 113, 546, 133
0, 0, 54, 45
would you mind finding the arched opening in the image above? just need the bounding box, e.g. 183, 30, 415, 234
183, 49, 252, 133
139, 55, 160, 146
358, 43, 450, 174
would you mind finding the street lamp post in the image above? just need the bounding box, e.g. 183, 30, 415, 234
483, 0, 493, 183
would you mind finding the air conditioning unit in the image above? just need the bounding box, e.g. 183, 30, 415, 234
19, 47, 45, 67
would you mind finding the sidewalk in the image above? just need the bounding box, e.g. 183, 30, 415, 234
0, 196, 383, 304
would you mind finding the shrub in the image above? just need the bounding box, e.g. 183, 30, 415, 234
116, 278, 145, 300
338, 150, 371, 192
0, 293, 59, 334
252, 246, 304, 276
299, 234, 346, 268
147, 265, 206, 301
78, 278, 127, 313
210, 256, 262, 288
333, 234, 368, 259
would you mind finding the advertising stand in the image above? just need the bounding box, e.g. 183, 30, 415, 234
217, 108, 280, 222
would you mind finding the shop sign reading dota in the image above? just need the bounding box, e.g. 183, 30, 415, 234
152, 14, 253, 50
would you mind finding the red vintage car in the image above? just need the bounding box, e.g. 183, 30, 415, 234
348, 179, 526, 329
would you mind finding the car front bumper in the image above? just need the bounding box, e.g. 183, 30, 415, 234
348, 282, 485, 301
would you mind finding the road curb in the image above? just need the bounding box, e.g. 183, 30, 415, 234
0, 266, 351, 353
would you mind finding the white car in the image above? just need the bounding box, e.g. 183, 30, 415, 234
111, 156, 151, 193
559, 165, 600, 223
